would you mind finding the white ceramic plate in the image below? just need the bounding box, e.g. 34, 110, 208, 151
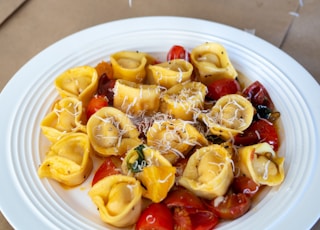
0, 16, 319, 229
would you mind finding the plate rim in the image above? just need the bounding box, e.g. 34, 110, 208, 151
1, 16, 320, 229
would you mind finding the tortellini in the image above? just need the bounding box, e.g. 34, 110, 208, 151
86, 107, 141, 157
122, 144, 176, 203
88, 175, 142, 228
238, 142, 285, 186
40, 97, 86, 142
55, 66, 98, 106
110, 51, 155, 83
199, 94, 254, 140
179, 144, 234, 199
146, 119, 208, 163
113, 79, 161, 116
148, 59, 193, 88
38, 133, 93, 186
160, 81, 207, 121
190, 42, 238, 85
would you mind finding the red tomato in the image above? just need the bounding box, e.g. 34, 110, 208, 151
234, 119, 279, 151
207, 193, 251, 220
171, 207, 219, 230
97, 74, 116, 105
172, 207, 192, 230
167, 45, 190, 61
232, 176, 260, 198
163, 187, 205, 210
206, 78, 240, 100
91, 156, 121, 186
135, 203, 174, 230
243, 81, 275, 110
86, 95, 108, 120
189, 209, 219, 230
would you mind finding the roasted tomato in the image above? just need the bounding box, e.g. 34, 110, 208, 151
243, 81, 275, 110
207, 193, 251, 220
164, 187, 218, 230
172, 207, 192, 230
234, 119, 279, 151
86, 95, 108, 120
171, 207, 218, 230
95, 61, 113, 79
206, 78, 240, 100
232, 176, 260, 198
163, 187, 205, 210
188, 209, 219, 230
135, 203, 174, 230
91, 156, 121, 186
97, 74, 116, 105
167, 45, 190, 61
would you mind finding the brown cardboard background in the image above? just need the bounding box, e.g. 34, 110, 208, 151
281, 0, 320, 81
0, 0, 319, 229
0, 0, 301, 90
0, 0, 26, 25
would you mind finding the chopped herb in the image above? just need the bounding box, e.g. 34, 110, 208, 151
128, 144, 147, 173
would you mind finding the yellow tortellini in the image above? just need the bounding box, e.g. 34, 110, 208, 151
148, 59, 193, 88
86, 107, 141, 157
38, 133, 93, 186
88, 174, 142, 228
238, 142, 285, 186
54, 66, 98, 106
178, 144, 234, 200
110, 51, 155, 83
113, 79, 161, 116
160, 81, 207, 121
122, 144, 176, 203
40, 97, 86, 142
190, 42, 238, 85
146, 119, 208, 163
199, 94, 254, 140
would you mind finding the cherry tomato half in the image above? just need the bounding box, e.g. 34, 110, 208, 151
135, 203, 174, 230
207, 193, 251, 220
189, 209, 219, 230
206, 78, 240, 100
243, 81, 275, 110
234, 119, 279, 151
172, 207, 192, 230
167, 45, 190, 61
86, 95, 108, 120
163, 187, 205, 210
91, 156, 121, 186
232, 176, 260, 198
171, 207, 219, 230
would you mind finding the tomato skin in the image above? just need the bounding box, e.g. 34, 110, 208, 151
232, 176, 260, 198
135, 203, 174, 230
86, 95, 108, 120
167, 45, 190, 61
172, 207, 192, 230
206, 79, 240, 100
163, 187, 205, 210
206, 193, 251, 220
91, 156, 121, 186
234, 119, 279, 151
243, 81, 275, 110
189, 209, 219, 230
97, 74, 116, 105
171, 207, 219, 230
